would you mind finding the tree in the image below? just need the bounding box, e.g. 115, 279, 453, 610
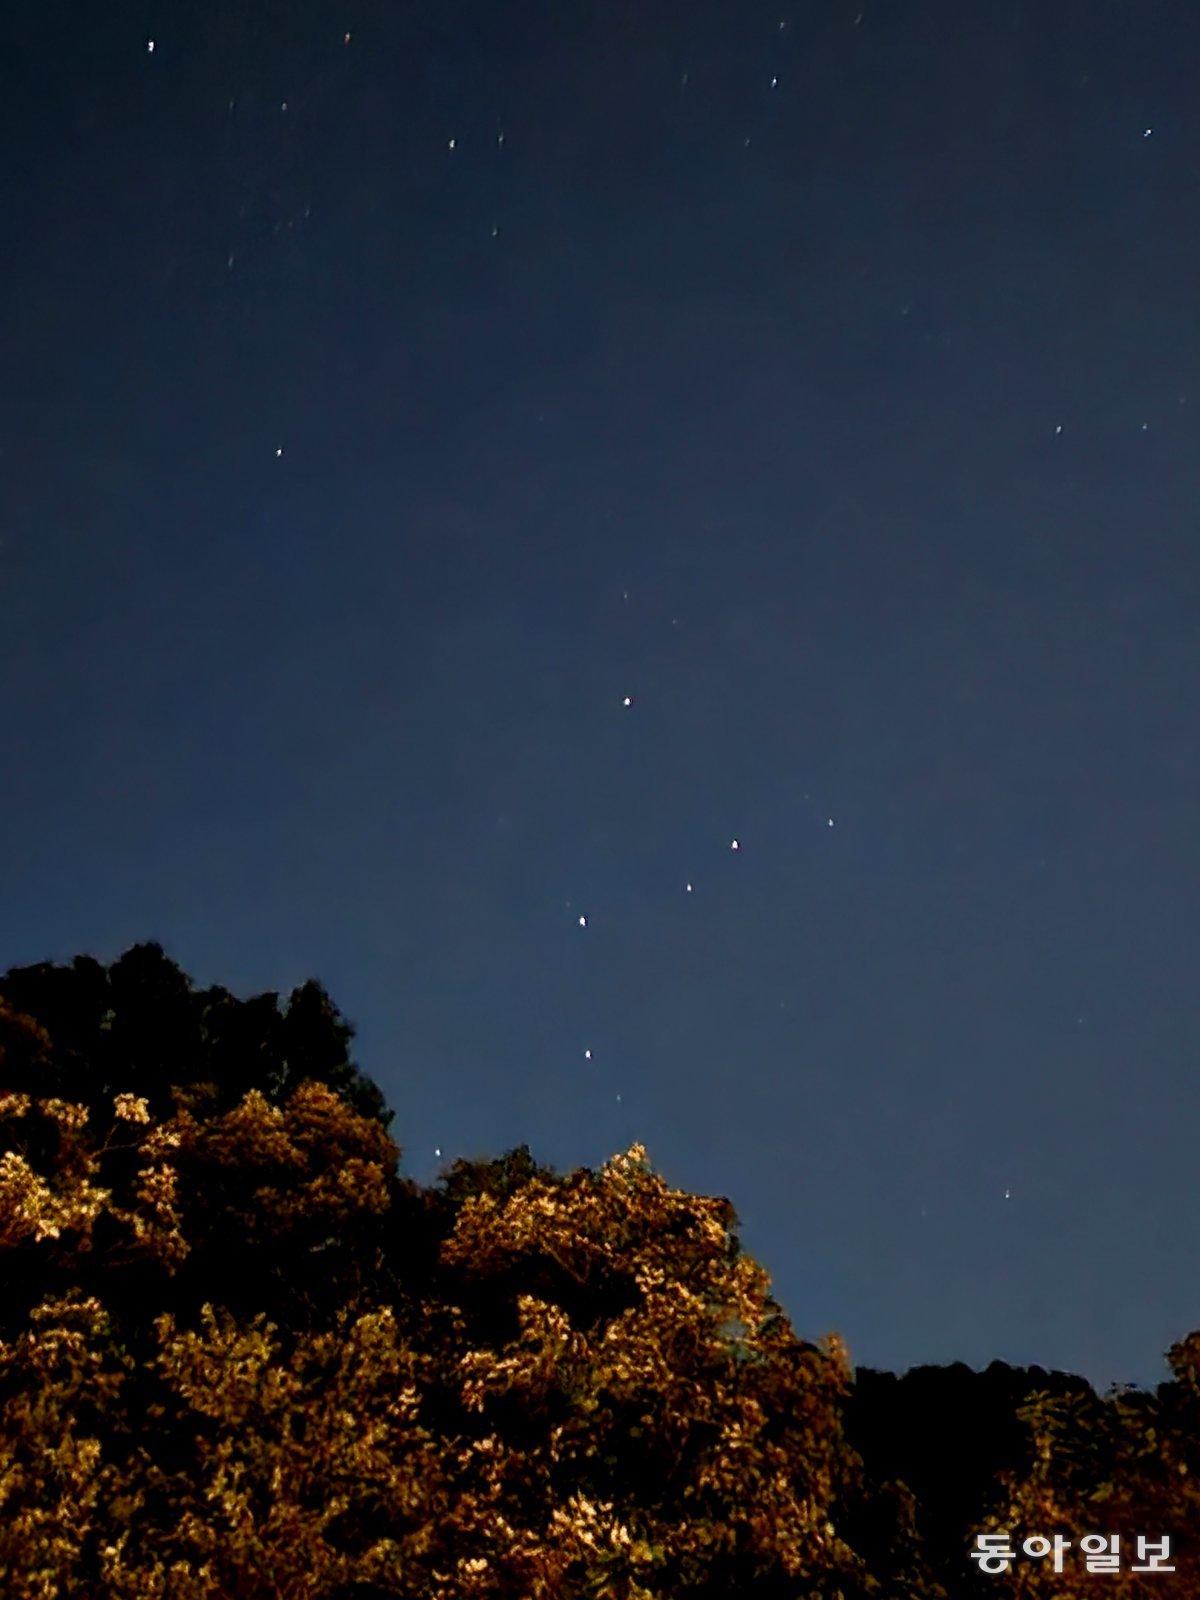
0, 943, 947, 1598
970, 1352, 1200, 1599
0, 942, 391, 1133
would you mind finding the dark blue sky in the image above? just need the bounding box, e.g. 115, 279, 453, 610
4, 0, 1199, 1393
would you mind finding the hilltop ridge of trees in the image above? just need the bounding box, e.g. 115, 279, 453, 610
0, 942, 1195, 1598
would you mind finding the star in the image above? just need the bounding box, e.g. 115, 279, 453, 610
578, 914, 587, 927
730, 839, 739, 850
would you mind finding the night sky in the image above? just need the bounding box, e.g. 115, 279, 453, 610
4, 0, 1199, 1395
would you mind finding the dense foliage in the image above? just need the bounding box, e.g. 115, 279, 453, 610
0, 944, 1195, 1597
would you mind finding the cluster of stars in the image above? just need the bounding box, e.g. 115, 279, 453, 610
148, 17, 1169, 308
558, 645, 843, 1111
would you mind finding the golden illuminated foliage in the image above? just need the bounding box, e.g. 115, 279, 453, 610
0, 1049, 903, 1597
0, 947, 1180, 1600
971, 1352, 1200, 1599
430, 1141, 871, 1596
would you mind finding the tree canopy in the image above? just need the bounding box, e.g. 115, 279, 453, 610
0, 943, 1194, 1597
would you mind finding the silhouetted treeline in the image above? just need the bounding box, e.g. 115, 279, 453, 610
0, 942, 1194, 1597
